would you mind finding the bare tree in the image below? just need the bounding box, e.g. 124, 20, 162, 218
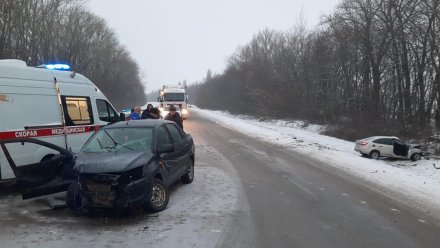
0, 0, 146, 109
191, 0, 440, 139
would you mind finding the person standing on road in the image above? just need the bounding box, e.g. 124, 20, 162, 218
150, 107, 162, 119
141, 104, 154, 119
164, 105, 183, 130
130, 106, 142, 120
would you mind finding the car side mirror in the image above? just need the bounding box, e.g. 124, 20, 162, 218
119, 112, 125, 121
158, 144, 174, 153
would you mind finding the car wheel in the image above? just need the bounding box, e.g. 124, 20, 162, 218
146, 179, 169, 212
411, 153, 421, 161
66, 182, 83, 212
181, 159, 194, 184
370, 150, 380, 160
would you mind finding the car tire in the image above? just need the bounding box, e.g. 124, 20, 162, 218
181, 159, 194, 184
66, 182, 83, 212
370, 150, 380, 160
411, 153, 421, 161
146, 179, 169, 212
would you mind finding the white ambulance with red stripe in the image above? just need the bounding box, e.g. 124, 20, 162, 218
0, 60, 121, 180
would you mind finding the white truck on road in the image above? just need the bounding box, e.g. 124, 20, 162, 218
158, 83, 189, 119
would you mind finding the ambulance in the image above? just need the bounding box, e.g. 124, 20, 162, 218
0, 59, 122, 180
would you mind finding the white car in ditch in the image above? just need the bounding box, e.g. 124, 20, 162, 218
354, 136, 422, 161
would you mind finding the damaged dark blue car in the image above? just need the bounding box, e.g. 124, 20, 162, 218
1, 120, 195, 213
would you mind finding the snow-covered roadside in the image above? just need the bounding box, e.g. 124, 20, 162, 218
0, 142, 241, 248
191, 107, 440, 218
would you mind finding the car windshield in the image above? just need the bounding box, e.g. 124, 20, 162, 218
81, 127, 153, 153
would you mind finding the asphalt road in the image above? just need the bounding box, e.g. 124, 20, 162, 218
1, 111, 440, 248
188, 110, 440, 248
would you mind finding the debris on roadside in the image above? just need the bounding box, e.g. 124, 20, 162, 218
47, 197, 66, 209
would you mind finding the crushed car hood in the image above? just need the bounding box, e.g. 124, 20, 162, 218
409, 144, 421, 149
75, 150, 153, 174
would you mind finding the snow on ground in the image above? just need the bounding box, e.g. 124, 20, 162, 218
0, 142, 241, 248
191, 107, 440, 218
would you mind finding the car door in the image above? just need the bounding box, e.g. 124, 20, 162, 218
0, 138, 75, 199
155, 125, 181, 184
392, 138, 409, 158
165, 123, 189, 176
372, 138, 393, 157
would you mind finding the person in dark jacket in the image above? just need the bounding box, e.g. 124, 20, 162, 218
164, 105, 183, 130
150, 107, 162, 119
141, 104, 154, 119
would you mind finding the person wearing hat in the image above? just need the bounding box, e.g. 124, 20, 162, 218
164, 105, 183, 130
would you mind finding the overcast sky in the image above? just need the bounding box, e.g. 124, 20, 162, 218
86, 0, 341, 94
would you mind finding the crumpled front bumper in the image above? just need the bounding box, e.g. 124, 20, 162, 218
78, 173, 151, 209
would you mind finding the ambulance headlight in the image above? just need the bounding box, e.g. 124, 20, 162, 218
182, 109, 188, 115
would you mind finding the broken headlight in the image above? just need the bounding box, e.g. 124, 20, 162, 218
120, 166, 144, 185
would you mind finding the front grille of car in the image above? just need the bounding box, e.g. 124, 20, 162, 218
85, 181, 112, 193
78, 170, 146, 208
79, 174, 121, 207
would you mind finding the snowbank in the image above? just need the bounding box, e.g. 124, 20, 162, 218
192, 107, 440, 218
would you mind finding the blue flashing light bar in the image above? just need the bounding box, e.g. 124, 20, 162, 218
45, 64, 71, 70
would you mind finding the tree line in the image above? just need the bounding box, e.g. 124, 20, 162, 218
0, 0, 146, 109
190, 0, 440, 139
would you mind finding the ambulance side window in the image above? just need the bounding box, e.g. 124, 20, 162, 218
96, 99, 118, 123
61, 96, 93, 126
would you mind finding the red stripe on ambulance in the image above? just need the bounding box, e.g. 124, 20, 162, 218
0, 125, 96, 140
